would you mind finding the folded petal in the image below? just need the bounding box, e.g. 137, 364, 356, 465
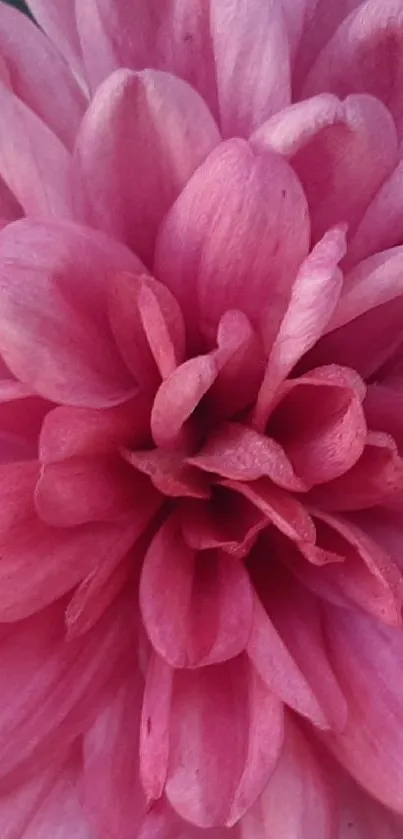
0, 2, 86, 150
180, 488, 268, 558
210, 0, 291, 137
222, 479, 316, 544
75, 68, 220, 265
140, 515, 254, 668
165, 657, 284, 827
155, 139, 310, 349
241, 717, 336, 839
27, 0, 85, 82
207, 310, 266, 419
125, 447, 210, 499
0, 220, 143, 407
151, 355, 218, 450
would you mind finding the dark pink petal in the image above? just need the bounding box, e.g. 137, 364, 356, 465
307, 432, 403, 510
140, 652, 173, 804
208, 310, 266, 418
303, 0, 403, 138
165, 657, 284, 827
247, 594, 330, 728
364, 379, 403, 451
140, 515, 254, 668
0, 85, 75, 219
224, 478, 315, 544
84, 676, 146, 839
155, 140, 310, 349
0, 176, 21, 223
287, 512, 403, 626
124, 448, 210, 499
267, 366, 367, 485
348, 160, 403, 266
40, 395, 151, 463
75, 69, 220, 265
254, 227, 345, 427
151, 355, 218, 450
76, 0, 218, 116
27, 0, 84, 81
0, 220, 143, 407
190, 423, 305, 491
180, 489, 268, 558
323, 605, 403, 815
0, 395, 50, 463
0, 3, 86, 150
210, 0, 290, 137
241, 717, 336, 839
109, 272, 185, 391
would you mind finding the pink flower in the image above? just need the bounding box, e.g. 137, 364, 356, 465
1, 0, 403, 836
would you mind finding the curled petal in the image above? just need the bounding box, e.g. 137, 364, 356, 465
223, 479, 316, 544
151, 355, 218, 450
124, 447, 211, 500
208, 310, 266, 419
180, 489, 268, 558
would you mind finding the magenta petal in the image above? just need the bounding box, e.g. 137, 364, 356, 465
75, 68, 220, 265
323, 605, 403, 815
140, 516, 254, 668
208, 310, 266, 418
210, 0, 291, 137
224, 478, 316, 544
348, 160, 403, 265
165, 657, 284, 827
242, 717, 336, 839
0, 220, 143, 408
124, 448, 210, 500
140, 652, 173, 804
155, 139, 310, 348
151, 355, 218, 450
181, 490, 268, 558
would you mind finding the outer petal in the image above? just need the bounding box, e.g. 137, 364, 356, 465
165, 657, 284, 827
241, 717, 336, 839
140, 515, 254, 668
0, 220, 143, 407
27, 0, 85, 81
0, 2, 86, 149
155, 139, 310, 349
323, 604, 403, 815
210, 0, 291, 137
75, 69, 220, 266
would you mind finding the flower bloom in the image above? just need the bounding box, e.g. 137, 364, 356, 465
1, 0, 403, 836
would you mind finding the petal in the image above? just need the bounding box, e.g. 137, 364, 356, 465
210, 0, 291, 137
65, 551, 133, 640
323, 604, 403, 815
140, 652, 173, 803
337, 775, 403, 839
151, 355, 218, 450
223, 478, 316, 544
0, 394, 50, 463
75, 68, 220, 265
76, 0, 218, 116
294, 0, 364, 87
0, 2, 86, 149
251, 92, 342, 157
140, 515, 254, 668
180, 488, 268, 558
155, 140, 310, 349
303, 0, 403, 138
207, 310, 266, 419
364, 379, 403, 451
109, 272, 185, 391
348, 160, 403, 266
254, 227, 345, 427
124, 448, 211, 499
27, 0, 85, 82
0, 84, 75, 219
0, 220, 143, 407
266, 366, 367, 485
84, 676, 146, 839
241, 717, 336, 839
165, 657, 284, 827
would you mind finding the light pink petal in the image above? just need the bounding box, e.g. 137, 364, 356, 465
280, 0, 310, 59
140, 515, 254, 668
251, 92, 342, 156
303, 0, 403, 138
323, 604, 403, 815
210, 0, 291, 137
76, 0, 218, 116
39, 395, 151, 463
165, 657, 284, 827
267, 366, 367, 485
0, 84, 75, 219
0, 220, 143, 407
189, 423, 305, 491
75, 68, 220, 265
241, 717, 336, 839
84, 676, 146, 839
0, 594, 134, 782
254, 227, 345, 427
180, 489, 268, 559
155, 139, 310, 350
140, 652, 173, 804
124, 448, 210, 500
348, 160, 403, 266
254, 562, 348, 731
151, 355, 218, 450
0, 3, 86, 150
222, 478, 316, 544
35, 456, 160, 527
109, 272, 185, 391
247, 593, 331, 728
287, 511, 403, 626
307, 432, 403, 510
27, 0, 85, 82
208, 310, 266, 419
